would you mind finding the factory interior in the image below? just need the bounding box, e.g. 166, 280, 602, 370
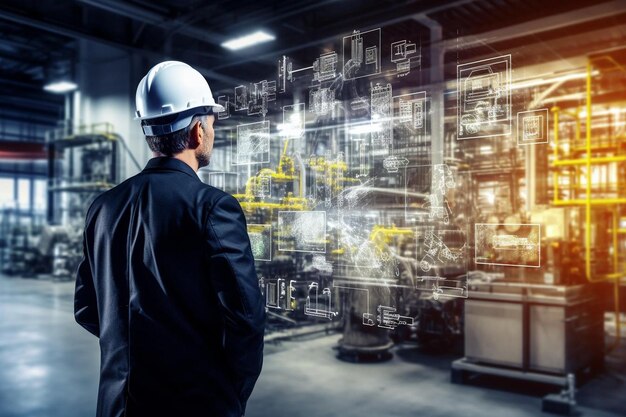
1, 0, 626, 416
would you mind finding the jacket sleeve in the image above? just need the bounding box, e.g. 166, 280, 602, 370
74, 217, 100, 337
204, 194, 266, 413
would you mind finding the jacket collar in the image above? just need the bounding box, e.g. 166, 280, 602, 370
143, 157, 200, 181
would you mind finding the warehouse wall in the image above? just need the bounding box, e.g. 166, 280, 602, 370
77, 41, 151, 180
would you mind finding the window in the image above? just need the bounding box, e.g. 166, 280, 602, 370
33, 180, 47, 213
0, 178, 15, 208
17, 178, 30, 211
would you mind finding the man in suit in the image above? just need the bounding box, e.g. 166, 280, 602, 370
74, 61, 265, 417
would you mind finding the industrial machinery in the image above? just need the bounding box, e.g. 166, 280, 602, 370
0, 123, 127, 280
452, 50, 626, 406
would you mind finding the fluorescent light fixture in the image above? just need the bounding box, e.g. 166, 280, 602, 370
221, 31, 275, 51
44, 81, 77, 94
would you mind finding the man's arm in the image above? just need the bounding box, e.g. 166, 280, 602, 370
205, 194, 266, 413
74, 223, 100, 337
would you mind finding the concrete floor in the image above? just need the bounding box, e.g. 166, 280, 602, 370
0, 274, 624, 417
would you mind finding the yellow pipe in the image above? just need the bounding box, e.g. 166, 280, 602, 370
553, 156, 626, 166
552, 198, 626, 206
552, 107, 560, 205
575, 107, 581, 143
585, 58, 593, 281
609, 209, 621, 350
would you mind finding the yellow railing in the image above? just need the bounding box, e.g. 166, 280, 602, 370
551, 53, 625, 350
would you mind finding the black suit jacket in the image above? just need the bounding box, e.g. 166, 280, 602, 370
74, 157, 265, 417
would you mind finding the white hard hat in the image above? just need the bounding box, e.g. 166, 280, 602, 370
135, 61, 224, 136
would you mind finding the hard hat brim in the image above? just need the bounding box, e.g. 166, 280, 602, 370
140, 105, 224, 136
135, 103, 224, 121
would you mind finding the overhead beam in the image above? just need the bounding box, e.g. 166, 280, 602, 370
75, 0, 227, 43
211, 0, 474, 72
441, 0, 626, 51
0, 6, 245, 86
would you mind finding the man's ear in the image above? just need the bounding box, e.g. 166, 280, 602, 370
188, 121, 202, 150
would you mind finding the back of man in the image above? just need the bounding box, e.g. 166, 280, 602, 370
74, 61, 265, 417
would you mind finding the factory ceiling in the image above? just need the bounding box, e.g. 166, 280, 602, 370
0, 0, 625, 142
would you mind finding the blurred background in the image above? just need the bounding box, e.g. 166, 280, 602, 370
0, 1, 625, 416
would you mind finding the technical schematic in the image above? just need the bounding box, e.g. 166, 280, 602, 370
424, 164, 455, 224
313, 52, 338, 82
251, 174, 271, 198
265, 277, 296, 310
376, 305, 414, 330
248, 80, 277, 117
419, 229, 462, 273
382, 155, 409, 173
248, 224, 272, 261
333, 284, 376, 326
234, 121, 271, 165
234, 85, 248, 111
277, 55, 292, 93
390, 40, 419, 77
305, 282, 337, 320
277, 51, 338, 93
393, 91, 427, 146
217, 95, 230, 120
475, 223, 541, 268
219, 24, 530, 333
370, 83, 393, 147
457, 54, 512, 140
278, 211, 327, 253
517, 108, 549, 145
280, 103, 305, 139
342, 28, 381, 80
309, 87, 335, 116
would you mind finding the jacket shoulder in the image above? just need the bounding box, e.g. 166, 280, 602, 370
196, 182, 236, 208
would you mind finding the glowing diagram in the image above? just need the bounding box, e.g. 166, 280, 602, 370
248, 80, 277, 117
234, 85, 248, 111
382, 155, 409, 173
217, 95, 230, 120
217, 25, 482, 325
278, 52, 338, 94
424, 164, 455, 224
234, 121, 270, 165
265, 278, 296, 310
517, 108, 549, 145
390, 40, 419, 77
371, 83, 393, 147
376, 305, 414, 330
248, 224, 272, 262
309, 87, 335, 116
313, 52, 338, 82
342, 28, 381, 80
457, 54, 512, 140
475, 223, 541, 267
419, 230, 462, 273
305, 282, 337, 320
280, 103, 305, 139
278, 211, 326, 253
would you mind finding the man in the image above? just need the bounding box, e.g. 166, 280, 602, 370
74, 61, 265, 417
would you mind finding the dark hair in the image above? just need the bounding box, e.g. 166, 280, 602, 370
143, 113, 209, 156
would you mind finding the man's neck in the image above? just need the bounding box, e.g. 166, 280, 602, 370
154, 151, 198, 172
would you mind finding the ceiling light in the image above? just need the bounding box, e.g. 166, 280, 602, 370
221, 31, 275, 51
43, 81, 78, 94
